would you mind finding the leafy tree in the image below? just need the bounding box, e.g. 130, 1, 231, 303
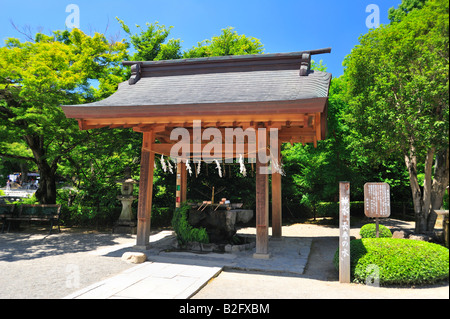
183, 27, 264, 58
343, 0, 449, 232
116, 18, 182, 61
0, 29, 127, 203
388, 0, 428, 22
281, 75, 363, 217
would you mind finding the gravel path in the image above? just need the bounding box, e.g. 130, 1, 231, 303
0, 219, 448, 299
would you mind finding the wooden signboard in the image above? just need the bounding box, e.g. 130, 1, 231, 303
364, 183, 390, 218
339, 182, 350, 284
364, 183, 390, 238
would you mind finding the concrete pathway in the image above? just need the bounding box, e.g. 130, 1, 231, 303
64, 236, 313, 299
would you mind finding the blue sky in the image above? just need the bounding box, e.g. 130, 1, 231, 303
0, 0, 401, 77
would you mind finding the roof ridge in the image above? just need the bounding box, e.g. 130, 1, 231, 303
122, 48, 331, 67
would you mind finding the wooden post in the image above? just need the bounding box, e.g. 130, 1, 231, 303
339, 181, 351, 283
175, 161, 187, 208
271, 139, 282, 239
136, 132, 155, 250
254, 128, 270, 259
181, 162, 187, 203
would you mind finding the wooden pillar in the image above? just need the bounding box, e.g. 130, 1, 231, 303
136, 131, 155, 250
271, 139, 282, 239
339, 181, 351, 283
254, 128, 270, 259
175, 161, 187, 208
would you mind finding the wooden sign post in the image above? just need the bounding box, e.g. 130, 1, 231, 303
339, 182, 351, 284
364, 183, 390, 237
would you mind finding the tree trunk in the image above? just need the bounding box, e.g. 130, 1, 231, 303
428, 148, 449, 231
34, 165, 57, 204
405, 145, 449, 233
24, 134, 57, 204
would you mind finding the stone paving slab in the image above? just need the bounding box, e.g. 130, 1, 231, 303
63, 260, 222, 299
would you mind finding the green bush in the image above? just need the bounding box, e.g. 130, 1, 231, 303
171, 203, 209, 245
334, 238, 449, 286
360, 223, 392, 238
316, 201, 365, 218
151, 206, 173, 228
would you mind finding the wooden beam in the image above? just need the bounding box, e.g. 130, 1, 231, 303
78, 113, 312, 130
271, 139, 282, 239
175, 161, 187, 208
254, 128, 270, 259
133, 124, 167, 133
315, 112, 322, 144
136, 131, 155, 250
181, 162, 187, 203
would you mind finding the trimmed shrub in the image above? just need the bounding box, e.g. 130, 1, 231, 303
171, 203, 209, 245
360, 223, 392, 238
334, 238, 449, 286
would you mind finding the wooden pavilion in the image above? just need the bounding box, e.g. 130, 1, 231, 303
61, 49, 332, 258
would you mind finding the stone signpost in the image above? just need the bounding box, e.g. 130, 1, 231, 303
364, 182, 390, 237
339, 181, 351, 284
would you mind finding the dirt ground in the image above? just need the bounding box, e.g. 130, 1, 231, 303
192, 219, 449, 299
0, 218, 448, 299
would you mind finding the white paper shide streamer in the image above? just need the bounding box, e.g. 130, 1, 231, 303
214, 159, 222, 178
167, 158, 173, 174
239, 154, 247, 177
197, 160, 201, 176
160, 155, 167, 172
186, 159, 193, 176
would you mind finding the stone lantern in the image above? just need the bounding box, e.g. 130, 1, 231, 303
113, 167, 138, 234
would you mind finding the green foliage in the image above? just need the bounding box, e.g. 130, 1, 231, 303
183, 27, 264, 58
344, 0, 449, 160
151, 206, 173, 228
388, 0, 428, 22
116, 18, 182, 61
343, 0, 449, 231
315, 201, 365, 218
443, 191, 449, 210
359, 223, 392, 238
171, 203, 209, 245
334, 238, 449, 285
0, 28, 128, 204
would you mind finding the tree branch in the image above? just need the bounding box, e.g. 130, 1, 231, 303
0, 152, 36, 163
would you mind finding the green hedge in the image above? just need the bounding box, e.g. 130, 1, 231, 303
334, 238, 449, 286
360, 223, 392, 238
59, 204, 121, 227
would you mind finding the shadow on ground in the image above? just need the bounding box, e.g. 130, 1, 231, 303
0, 227, 135, 262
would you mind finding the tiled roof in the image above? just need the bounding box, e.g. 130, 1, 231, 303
61, 50, 332, 119
71, 69, 331, 108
